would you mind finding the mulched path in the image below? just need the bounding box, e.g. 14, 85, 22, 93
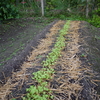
0, 20, 100, 100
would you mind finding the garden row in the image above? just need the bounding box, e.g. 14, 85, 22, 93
22, 20, 70, 100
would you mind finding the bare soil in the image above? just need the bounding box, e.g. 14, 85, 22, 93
0, 19, 100, 100
0, 17, 51, 68
0, 17, 54, 81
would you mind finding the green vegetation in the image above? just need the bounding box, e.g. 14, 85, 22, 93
88, 15, 100, 28
80, 53, 86, 57
0, 0, 19, 21
45, 0, 100, 27
23, 20, 70, 100
0, 0, 100, 27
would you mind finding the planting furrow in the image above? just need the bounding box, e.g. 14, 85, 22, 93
0, 20, 65, 100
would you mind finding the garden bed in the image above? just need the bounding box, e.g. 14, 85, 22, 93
0, 19, 100, 100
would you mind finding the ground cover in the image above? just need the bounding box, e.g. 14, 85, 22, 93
0, 18, 100, 100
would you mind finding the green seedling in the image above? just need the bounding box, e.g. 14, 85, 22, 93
34, 32, 36, 35
23, 82, 53, 100
0, 63, 3, 66
80, 53, 86, 57
36, 55, 43, 58
11, 99, 16, 100
32, 68, 54, 83
9, 43, 14, 47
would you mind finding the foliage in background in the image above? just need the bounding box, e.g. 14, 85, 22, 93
45, 0, 100, 27
87, 0, 100, 27
17, 0, 41, 18
88, 15, 100, 28
0, 0, 100, 27
0, 0, 19, 21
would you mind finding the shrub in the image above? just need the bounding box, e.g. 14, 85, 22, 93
88, 15, 100, 27
0, 0, 19, 21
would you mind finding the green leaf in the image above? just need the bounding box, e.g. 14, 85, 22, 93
11, 99, 16, 100
50, 95, 54, 99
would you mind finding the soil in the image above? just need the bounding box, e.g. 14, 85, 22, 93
79, 22, 100, 95
0, 17, 51, 68
0, 17, 54, 81
0, 18, 100, 100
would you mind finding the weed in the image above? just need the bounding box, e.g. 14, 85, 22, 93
36, 55, 43, 58
9, 43, 14, 47
80, 53, 86, 57
81, 54, 85, 57
18, 23, 26, 27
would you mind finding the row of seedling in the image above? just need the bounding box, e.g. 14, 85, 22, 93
22, 21, 71, 100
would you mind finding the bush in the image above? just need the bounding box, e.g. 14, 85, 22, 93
95, 8, 100, 16
0, 0, 19, 21
88, 15, 100, 27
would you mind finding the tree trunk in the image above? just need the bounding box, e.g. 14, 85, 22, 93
86, 0, 89, 18
41, 0, 44, 16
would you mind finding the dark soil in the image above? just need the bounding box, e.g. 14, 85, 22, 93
0, 17, 55, 82
78, 21, 100, 96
